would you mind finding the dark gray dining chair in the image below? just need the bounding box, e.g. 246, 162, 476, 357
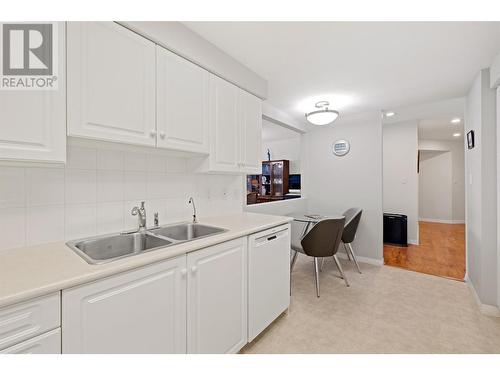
342, 208, 363, 273
291, 217, 347, 297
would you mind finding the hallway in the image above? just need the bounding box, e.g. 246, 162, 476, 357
384, 221, 466, 280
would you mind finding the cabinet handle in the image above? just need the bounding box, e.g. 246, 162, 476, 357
150, 130, 157, 137
180, 268, 187, 276
191, 266, 198, 273
160, 131, 166, 139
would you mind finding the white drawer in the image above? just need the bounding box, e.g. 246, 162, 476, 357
1, 328, 61, 354
0, 293, 61, 350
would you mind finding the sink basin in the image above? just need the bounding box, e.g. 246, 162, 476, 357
67, 232, 173, 264
149, 223, 225, 241
67, 222, 226, 264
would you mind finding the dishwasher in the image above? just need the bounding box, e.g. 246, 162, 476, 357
247, 224, 291, 342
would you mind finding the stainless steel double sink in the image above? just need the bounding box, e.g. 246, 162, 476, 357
66, 222, 226, 264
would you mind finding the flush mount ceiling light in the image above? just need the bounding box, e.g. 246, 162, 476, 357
451, 118, 461, 124
385, 111, 396, 118
453, 133, 461, 137
305, 101, 339, 126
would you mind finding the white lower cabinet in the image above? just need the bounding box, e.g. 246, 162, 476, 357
187, 238, 248, 353
1, 328, 61, 354
248, 225, 290, 341
0, 292, 60, 352
58, 228, 289, 354
62, 256, 187, 354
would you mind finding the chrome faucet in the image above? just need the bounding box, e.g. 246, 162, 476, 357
188, 197, 197, 223
131, 201, 147, 231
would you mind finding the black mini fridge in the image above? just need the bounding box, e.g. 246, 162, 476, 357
383, 213, 408, 246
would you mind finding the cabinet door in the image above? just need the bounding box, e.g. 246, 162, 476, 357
1, 328, 61, 354
67, 22, 156, 146
208, 74, 240, 172
62, 256, 187, 354
0, 22, 66, 163
156, 47, 209, 153
187, 238, 247, 353
0, 292, 60, 350
239, 90, 262, 173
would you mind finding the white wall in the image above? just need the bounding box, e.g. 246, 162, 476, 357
383, 121, 419, 244
418, 139, 465, 223
302, 112, 383, 263
262, 137, 302, 174
245, 197, 308, 216
419, 150, 452, 222
0, 141, 243, 251
465, 68, 498, 307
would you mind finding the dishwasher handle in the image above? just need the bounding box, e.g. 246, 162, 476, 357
254, 229, 288, 247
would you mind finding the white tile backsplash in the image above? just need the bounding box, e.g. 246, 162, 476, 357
166, 157, 187, 173
27, 168, 65, 206
97, 170, 124, 202
97, 202, 124, 235
123, 171, 147, 201
0, 167, 25, 208
27, 205, 65, 245
0, 144, 244, 251
146, 172, 167, 199
96, 148, 124, 171
147, 154, 166, 173
67, 146, 97, 170
124, 152, 147, 171
65, 203, 97, 240
0, 207, 26, 250
65, 169, 97, 204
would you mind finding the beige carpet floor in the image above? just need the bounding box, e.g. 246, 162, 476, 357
241, 255, 500, 353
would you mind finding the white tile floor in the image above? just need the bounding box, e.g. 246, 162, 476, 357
242, 256, 500, 353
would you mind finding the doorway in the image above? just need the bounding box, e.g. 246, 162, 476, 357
382, 115, 466, 281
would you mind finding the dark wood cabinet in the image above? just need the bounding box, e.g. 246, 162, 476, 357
259, 160, 289, 201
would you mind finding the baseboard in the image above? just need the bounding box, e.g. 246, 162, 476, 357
419, 218, 466, 224
337, 251, 384, 266
465, 275, 500, 317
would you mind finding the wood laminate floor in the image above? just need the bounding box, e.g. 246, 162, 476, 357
383, 221, 465, 281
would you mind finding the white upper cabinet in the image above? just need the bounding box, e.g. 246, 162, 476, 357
62, 256, 187, 354
194, 74, 263, 174
156, 46, 209, 154
0, 23, 66, 163
187, 238, 248, 353
67, 22, 156, 147
208, 74, 241, 172
239, 90, 263, 174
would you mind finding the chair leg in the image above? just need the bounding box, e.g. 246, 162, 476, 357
343, 242, 352, 261
290, 249, 299, 272
320, 257, 325, 272
333, 254, 349, 287
313, 257, 320, 297
290, 250, 299, 296
347, 243, 362, 274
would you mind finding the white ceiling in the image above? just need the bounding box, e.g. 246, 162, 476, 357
184, 22, 500, 125
262, 119, 301, 142
383, 97, 466, 141
418, 118, 464, 141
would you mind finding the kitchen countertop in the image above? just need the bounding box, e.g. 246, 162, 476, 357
0, 212, 292, 309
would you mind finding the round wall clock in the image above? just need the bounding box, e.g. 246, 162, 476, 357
332, 139, 350, 156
